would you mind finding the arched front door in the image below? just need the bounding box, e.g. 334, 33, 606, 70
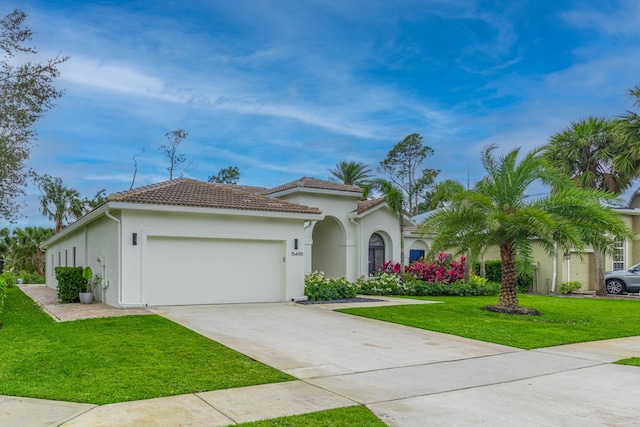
368, 233, 385, 275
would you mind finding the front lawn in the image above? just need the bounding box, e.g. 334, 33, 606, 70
616, 357, 640, 367
236, 406, 387, 426
0, 288, 292, 404
338, 294, 640, 349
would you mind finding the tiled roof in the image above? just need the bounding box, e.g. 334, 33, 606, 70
355, 197, 386, 214
108, 179, 322, 215
263, 177, 362, 195
209, 183, 268, 195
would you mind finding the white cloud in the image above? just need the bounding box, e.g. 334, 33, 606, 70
561, 0, 640, 37
58, 56, 190, 103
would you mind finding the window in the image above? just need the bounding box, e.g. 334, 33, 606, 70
73, 247, 76, 267
612, 239, 625, 271
368, 233, 385, 275
409, 249, 425, 263
65, 249, 68, 266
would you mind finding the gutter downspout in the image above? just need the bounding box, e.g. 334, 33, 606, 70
104, 209, 124, 307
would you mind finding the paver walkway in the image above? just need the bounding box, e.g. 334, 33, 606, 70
4, 286, 640, 426
18, 284, 151, 321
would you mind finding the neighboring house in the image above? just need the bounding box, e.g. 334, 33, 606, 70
41, 177, 430, 308
411, 193, 640, 294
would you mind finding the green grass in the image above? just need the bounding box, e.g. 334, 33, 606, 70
615, 357, 640, 367
235, 406, 387, 426
338, 294, 640, 349
0, 288, 292, 405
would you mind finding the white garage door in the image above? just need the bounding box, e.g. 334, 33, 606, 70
145, 236, 285, 305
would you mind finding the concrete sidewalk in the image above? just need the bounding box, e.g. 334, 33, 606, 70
5, 288, 640, 426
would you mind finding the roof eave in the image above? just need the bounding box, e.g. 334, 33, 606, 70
268, 187, 362, 198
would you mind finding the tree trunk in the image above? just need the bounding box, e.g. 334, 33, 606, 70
480, 252, 486, 278
464, 251, 470, 283
36, 248, 44, 276
594, 250, 606, 296
498, 243, 519, 308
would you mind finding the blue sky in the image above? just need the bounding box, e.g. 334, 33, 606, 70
13, 0, 640, 228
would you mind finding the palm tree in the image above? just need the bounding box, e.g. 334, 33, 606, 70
544, 117, 638, 296
328, 160, 372, 187
10, 227, 53, 274
421, 145, 633, 311
616, 85, 640, 179
37, 176, 81, 233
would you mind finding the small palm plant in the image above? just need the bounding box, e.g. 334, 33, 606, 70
82, 266, 93, 293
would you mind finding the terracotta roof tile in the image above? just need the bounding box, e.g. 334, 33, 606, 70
355, 197, 386, 214
209, 183, 268, 195
264, 177, 362, 195
108, 179, 322, 215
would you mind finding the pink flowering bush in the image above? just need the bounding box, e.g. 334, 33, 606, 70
408, 254, 465, 284
379, 253, 465, 284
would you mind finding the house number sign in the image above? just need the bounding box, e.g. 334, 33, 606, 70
291, 251, 304, 256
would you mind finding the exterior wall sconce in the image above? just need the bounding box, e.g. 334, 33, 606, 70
564, 252, 570, 260
132, 232, 137, 246
294, 238, 299, 250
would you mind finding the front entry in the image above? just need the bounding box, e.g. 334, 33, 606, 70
368, 233, 385, 275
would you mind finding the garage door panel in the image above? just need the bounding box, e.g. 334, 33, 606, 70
146, 237, 284, 305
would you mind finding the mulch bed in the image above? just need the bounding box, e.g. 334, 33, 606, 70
297, 297, 385, 305
481, 305, 542, 315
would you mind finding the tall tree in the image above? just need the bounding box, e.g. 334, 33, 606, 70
71, 188, 107, 219
208, 166, 240, 184
544, 117, 639, 296
9, 226, 53, 274
421, 145, 633, 312
378, 134, 439, 215
36, 175, 81, 233
0, 9, 68, 224
328, 160, 372, 186
616, 85, 640, 176
159, 129, 189, 180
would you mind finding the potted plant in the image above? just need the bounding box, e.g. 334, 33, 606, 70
79, 266, 95, 304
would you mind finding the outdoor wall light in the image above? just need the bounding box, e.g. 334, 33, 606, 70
563, 252, 570, 260
294, 238, 299, 250
132, 232, 137, 246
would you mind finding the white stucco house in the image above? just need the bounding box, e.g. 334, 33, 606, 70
41, 177, 430, 308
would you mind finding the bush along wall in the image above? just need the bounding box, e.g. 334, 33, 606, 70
304, 272, 357, 301
55, 266, 85, 303
473, 260, 531, 293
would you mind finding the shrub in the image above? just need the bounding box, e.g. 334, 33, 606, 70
407, 257, 465, 284
17, 270, 45, 284
1, 272, 17, 288
355, 273, 406, 295
0, 276, 6, 314
559, 281, 582, 295
55, 266, 85, 303
472, 260, 531, 293
304, 271, 357, 301
355, 275, 500, 297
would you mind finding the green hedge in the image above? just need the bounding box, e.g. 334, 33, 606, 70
55, 267, 85, 303
16, 270, 45, 284
473, 260, 532, 293
355, 274, 500, 297
1, 272, 17, 289
0, 276, 6, 314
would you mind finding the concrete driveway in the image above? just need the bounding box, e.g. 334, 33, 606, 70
153, 302, 640, 426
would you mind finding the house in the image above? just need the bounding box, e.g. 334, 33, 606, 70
413, 192, 640, 294
41, 177, 430, 307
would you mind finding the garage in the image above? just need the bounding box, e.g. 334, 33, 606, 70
145, 236, 286, 306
